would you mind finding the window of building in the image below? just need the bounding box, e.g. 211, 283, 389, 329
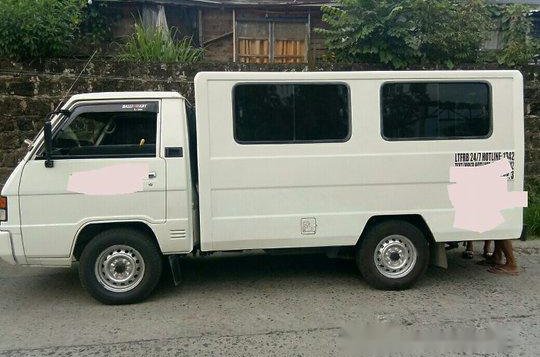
233, 83, 350, 143
381, 82, 491, 140
50, 103, 158, 158
235, 20, 308, 63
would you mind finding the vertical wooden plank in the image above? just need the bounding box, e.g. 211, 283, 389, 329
255, 39, 260, 63
268, 22, 273, 63
265, 39, 269, 63
198, 9, 203, 47
283, 40, 294, 63
239, 39, 245, 63
232, 9, 236, 62
307, 12, 311, 63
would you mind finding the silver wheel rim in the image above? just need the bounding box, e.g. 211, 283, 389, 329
374, 235, 417, 279
95, 245, 145, 293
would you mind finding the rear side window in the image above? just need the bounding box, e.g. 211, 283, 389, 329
51, 104, 157, 159
381, 82, 491, 140
233, 83, 350, 143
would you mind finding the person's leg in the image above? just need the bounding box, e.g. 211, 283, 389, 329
478, 241, 504, 266
483, 240, 492, 257
500, 240, 518, 269
488, 240, 519, 275
493, 241, 503, 263
462, 241, 474, 259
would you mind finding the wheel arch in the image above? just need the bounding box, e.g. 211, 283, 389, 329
72, 221, 161, 261
357, 214, 435, 248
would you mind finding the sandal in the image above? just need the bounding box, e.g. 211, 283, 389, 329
487, 265, 519, 276
482, 252, 493, 259
476, 259, 497, 266
462, 250, 474, 259
476, 255, 504, 266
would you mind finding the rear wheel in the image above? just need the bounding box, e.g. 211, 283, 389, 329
79, 228, 162, 304
356, 220, 429, 290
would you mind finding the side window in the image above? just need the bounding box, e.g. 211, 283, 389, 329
51, 105, 157, 159
381, 82, 491, 140
233, 83, 350, 144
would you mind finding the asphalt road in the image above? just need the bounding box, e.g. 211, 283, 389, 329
0, 241, 539, 356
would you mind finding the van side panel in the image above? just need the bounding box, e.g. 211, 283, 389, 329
194, 71, 524, 251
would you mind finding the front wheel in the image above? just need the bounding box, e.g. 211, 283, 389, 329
79, 228, 162, 304
356, 220, 429, 290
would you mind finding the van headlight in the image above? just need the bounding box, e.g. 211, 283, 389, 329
0, 196, 6, 222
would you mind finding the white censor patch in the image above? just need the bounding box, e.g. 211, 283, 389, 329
447, 158, 527, 233
341, 323, 513, 356
67, 163, 149, 196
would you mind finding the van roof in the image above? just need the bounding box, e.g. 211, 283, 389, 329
68, 91, 185, 102
194, 70, 522, 82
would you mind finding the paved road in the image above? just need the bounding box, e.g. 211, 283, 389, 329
0, 241, 538, 356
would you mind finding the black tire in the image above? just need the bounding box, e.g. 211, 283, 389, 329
356, 220, 429, 290
79, 228, 162, 304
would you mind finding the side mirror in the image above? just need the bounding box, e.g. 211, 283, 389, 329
44, 121, 54, 168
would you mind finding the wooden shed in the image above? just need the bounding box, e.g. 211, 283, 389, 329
97, 0, 334, 63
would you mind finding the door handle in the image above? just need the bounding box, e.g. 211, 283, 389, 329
148, 172, 157, 179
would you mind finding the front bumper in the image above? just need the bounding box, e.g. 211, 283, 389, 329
0, 231, 16, 264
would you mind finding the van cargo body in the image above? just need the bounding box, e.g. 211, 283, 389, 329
0, 71, 525, 304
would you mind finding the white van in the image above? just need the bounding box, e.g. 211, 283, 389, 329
0, 71, 525, 304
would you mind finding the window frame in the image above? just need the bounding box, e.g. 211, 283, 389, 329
232, 82, 352, 145
379, 80, 493, 142
36, 101, 160, 160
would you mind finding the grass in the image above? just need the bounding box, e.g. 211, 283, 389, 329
525, 177, 539, 238
119, 22, 203, 64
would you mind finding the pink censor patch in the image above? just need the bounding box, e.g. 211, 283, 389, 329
67, 163, 149, 196
447, 158, 527, 233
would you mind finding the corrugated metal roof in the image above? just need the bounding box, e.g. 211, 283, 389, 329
94, 0, 335, 7
95, 0, 540, 3
94, 0, 540, 10
95, 0, 539, 7
492, 0, 540, 4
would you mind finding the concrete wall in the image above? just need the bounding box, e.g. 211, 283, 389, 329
0, 60, 538, 188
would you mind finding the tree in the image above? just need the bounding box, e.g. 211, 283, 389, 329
493, 4, 538, 66
317, 0, 492, 68
0, 0, 87, 59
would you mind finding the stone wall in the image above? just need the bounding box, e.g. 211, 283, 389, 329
0, 59, 538, 188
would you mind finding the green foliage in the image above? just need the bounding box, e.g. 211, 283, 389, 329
525, 178, 540, 237
493, 4, 538, 66
317, 1, 416, 68
119, 23, 203, 64
317, 0, 491, 68
79, 2, 113, 44
0, 0, 87, 59
407, 0, 492, 68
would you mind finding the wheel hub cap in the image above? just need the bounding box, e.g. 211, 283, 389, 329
95, 245, 145, 293
374, 235, 417, 279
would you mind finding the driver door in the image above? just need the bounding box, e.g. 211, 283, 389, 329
19, 101, 166, 260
